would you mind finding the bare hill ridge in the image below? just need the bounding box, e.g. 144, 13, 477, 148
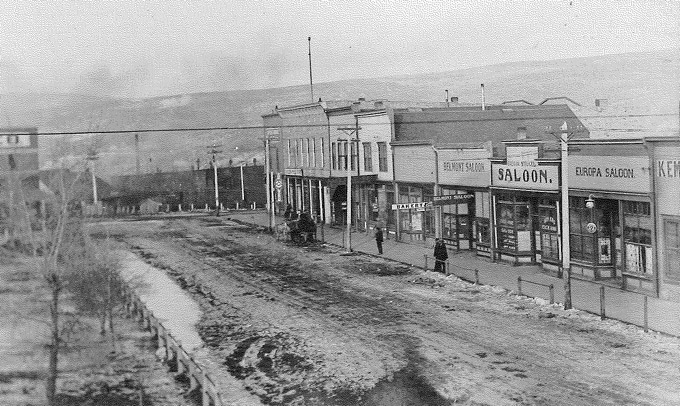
1, 49, 677, 178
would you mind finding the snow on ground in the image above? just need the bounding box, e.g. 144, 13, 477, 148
118, 250, 203, 351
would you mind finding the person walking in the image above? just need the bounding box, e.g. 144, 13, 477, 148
374, 226, 384, 254
434, 238, 448, 273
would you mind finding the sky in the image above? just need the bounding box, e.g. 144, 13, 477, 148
0, 0, 678, 98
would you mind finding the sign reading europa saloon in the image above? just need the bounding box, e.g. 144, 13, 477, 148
569, 156, 650, 193
491, 162, 559, 191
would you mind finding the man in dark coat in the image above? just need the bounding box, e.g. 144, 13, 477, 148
434, 238, 448, 273
374, 226, 384, 254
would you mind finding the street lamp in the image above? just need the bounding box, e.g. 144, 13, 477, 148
585, 194, 595, 209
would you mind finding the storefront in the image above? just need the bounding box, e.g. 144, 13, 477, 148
568, 140, 654, 293
647, 138, 680, 301
392, 142, 437, 242
490, 143, 561, 268
285, 169, 330, 223
435, 145, 492, 253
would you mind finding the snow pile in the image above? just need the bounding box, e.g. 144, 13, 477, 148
117, 251, 203, 351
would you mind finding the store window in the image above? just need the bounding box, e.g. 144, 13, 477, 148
569, 197, 619, 266
538, 200, 559, 261
398, 185, 434, 239
441, 188, 472, 246
664, 220, 680, 282
385, 185, 395, 229
496, 194, 532, 253
623, 201, 652, 275
475, 191, 491, 245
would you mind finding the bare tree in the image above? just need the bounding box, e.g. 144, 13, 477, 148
64, 235, 125, 350
4, 168, 91, 405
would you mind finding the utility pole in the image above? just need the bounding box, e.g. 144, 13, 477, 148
337, 120, 361, 252
134, 133, 141, 175
308, 36, 314, 103
207, 144, 222, 216
240, 163, 245, 201
264, 127, 280, 230
85, 149, 99, 205
548, 121, 582, 309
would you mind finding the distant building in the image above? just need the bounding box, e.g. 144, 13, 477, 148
0, 127, 39, 242
0, 127, 39, 182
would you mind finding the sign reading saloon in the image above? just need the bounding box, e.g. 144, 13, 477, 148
569, 156, 650, 193
491, 162, 559, 191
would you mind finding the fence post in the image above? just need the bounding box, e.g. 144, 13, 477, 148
517, 276, 522, 296
202, 373, 210, 406
424, 255, 428, 271
643, 295, 648, 333
600, 286, 606, 320
157, 325, 165, 354
176, 346, 185, 374
549, 284, 555, 304
474, 269, 479, 285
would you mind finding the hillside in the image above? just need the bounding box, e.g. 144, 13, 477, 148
0, 49, 677, 178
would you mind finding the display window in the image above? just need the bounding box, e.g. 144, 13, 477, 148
538, 201, 559, 261
475, 191, 491, 245
622, 201, 653, 275
397, 185, 435, 239
664, 219, 680, 282
495, 194, 532, 253
569, 197, 618, 267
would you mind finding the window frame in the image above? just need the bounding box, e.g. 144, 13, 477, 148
363, 142, 373, 172
377, 142, 388, 172
663, 218, 680, 282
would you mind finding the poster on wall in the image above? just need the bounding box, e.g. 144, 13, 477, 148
517, 231, 532, 252
598, 238, 611, 264
498, 227, 517, 251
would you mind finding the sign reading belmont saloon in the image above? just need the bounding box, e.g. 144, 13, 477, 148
437, 147, 491, 187
432, 194, 474, 205
569, 155, 650, 193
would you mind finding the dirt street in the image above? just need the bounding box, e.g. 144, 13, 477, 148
96, 216, 680, 406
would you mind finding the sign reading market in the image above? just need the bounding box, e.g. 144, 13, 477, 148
569, 155, 650, 193
491, 162, 559, 191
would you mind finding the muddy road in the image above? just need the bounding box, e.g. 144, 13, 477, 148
94, 216, 680, 406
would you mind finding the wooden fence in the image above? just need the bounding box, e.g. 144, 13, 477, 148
123, 287, 224, 406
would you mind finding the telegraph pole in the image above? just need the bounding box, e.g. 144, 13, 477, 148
548, 121, 583, 309
308, 36, 314, 102
207, 144, 222, 216
85, 149, 99, 204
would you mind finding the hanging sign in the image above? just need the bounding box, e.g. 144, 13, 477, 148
391, 202, 431, 210
431, 194, 474, 205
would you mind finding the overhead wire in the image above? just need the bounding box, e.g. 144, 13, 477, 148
0, 112, 677, 137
